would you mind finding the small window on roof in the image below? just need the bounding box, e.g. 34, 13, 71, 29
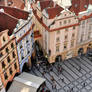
75, 4, 78, 7
84, 5, 87, 8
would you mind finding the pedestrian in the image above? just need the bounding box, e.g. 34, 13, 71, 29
70, 87, 73, 92
61, 78, 64, 82
52, 81, 56, 89
42, 72, 45, 76
59, 67, 62, 73
51, 75, 54, 82
78, 66, 81, 72
83, 82, 86, 87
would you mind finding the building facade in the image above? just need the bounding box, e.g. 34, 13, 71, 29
31, 0, 92, 63
0, 77, 5, 92
0, 6, 34, 72
31, 0, 79, 63
0, 29, 19, 87
69, 0, 92, 56
13, 14, 34, 72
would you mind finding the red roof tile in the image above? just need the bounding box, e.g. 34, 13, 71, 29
69, 0, 89, 15
33, 9, 79, 32
39, 0, 54, 11
0, 6, 29, 19
79, 13, 92, 20
46, 5, 64, 19
0, 0, 25, 9
0, 12, 18, 35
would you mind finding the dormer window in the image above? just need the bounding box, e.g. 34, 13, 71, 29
8, 1, 13, 6
84, 5, 87, 8
75, 4, 78, 7
3, 36, 5, 42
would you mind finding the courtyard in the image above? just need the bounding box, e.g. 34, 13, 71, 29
29, 56, 92, 92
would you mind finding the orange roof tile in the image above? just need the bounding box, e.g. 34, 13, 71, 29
0, 0, 25, 9
46, 5, 64, 19
39, 0, 54, 11
69, 0, 90, 15
0, 12, 18, 34
33, 9, 79, 32
0, 6, 29, 19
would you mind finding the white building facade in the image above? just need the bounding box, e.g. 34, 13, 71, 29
14, 14, 34, 72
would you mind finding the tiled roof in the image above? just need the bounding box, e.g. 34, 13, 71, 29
0, 6, 29, 19
0, 6, 29, 35
33, 10, 79, 32
0, 0, 25, 9
0, 12, 18, 34
79, 13, 92, 21
46, 5, 64, 19
69, 0, 91, 15
39, 0, 54, 11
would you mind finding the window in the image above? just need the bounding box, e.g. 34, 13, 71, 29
56, 37, 60, 42
26, 40, 29, 43
65, 35, 68, 40
14, 63, 17, 69
0, 52, 3, 58
82, 21, 85, 25
3, 37, 5, 42
57, 30, 60, 34
56, 45, 59, 52
31, 33, 34, 37
64, 20, 67, 24
65, 28, 68, 31
72, 33, 75, 38
64, 44, 67, 50
60, 22, 62, 25
4, 73, 8, 80
2, 61, 5, 69
84, 5, 87, 8
12, 51, 16, 58
7, 56, 11, 63
21, 56, 24, 60
20, 45, 23, 49
6, 47, 9, 53
75, 4, 78, 8
9, 68, 13, 75
27, 50, 30, 54
11, 43, 14, 49
73, 26, 75, 30
68, 20, 71, 23
71, 41, 74, 47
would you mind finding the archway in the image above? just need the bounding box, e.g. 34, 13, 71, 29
55, 55, 62, 63
78, 48, 84, 56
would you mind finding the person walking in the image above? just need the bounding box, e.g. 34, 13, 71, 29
61, 78, 64, 82
83, 82, 86, 87
51, 75, 54, 82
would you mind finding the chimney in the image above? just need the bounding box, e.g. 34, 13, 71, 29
4, 0, 8, 6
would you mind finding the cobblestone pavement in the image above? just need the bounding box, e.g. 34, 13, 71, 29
29, 56, 92, 92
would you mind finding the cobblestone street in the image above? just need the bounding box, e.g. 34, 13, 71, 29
29, 56, 92, 92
